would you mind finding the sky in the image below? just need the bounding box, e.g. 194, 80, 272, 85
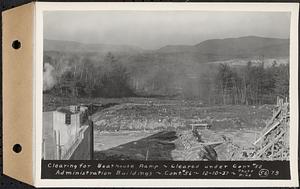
44, 11, 291, 49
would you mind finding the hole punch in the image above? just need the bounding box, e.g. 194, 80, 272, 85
12, 40, 21, 49
12, 144, 22, 153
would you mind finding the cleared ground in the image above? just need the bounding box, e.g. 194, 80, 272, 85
93, 129, 260, 160
43, 95, 273, 160
89, 98, 272, 160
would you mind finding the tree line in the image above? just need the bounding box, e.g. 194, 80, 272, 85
44, 52, 135, 98
44, 51, 289, 105
202, 61, 289, 105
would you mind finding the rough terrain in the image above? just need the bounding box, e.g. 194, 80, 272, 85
88, 98, 273, 160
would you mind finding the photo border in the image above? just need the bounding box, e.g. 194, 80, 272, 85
34, 2, 299, 187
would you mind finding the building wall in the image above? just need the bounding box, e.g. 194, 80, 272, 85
53, 111, 81, 157
69, 125, 93, 160
42, 112, 56, 159
43, 108, 93, 160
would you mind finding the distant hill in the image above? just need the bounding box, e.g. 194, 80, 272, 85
44, 36, 290, 98
157, 45, 197, 53
44, 39, 144, 55
44, 36, 289, 85
194, 36, 289, 59
45, 36, 289, 61
156, 36, 289, 61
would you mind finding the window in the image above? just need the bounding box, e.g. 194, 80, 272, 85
65, 113, 71, 125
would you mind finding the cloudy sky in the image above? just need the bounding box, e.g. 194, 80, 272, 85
44, 11, 290, 49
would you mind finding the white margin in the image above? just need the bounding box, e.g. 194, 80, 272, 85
32, 2, 37, 186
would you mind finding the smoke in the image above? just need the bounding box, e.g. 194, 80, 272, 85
43, 63, 56, 91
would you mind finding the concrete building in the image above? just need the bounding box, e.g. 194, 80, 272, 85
42, 105, 93, 160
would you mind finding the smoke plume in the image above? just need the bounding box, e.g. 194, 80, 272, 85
43, 63, 56, 91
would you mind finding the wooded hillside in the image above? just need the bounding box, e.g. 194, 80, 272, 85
43, 36, 289, 105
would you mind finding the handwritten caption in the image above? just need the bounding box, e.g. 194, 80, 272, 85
42, 160, 289, 179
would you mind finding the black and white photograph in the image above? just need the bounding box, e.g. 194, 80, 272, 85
1, 1, 298, 187
33, 2, 299, 185
42, 10, 291, 162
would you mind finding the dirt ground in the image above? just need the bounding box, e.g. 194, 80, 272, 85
89, 98, 273, 161
43, 95, 273, 160
93, 129, 259, 161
